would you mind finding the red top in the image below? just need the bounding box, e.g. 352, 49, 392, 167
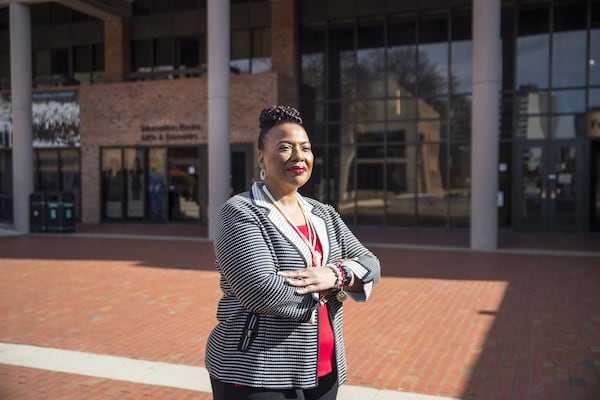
296, 224, 335, 377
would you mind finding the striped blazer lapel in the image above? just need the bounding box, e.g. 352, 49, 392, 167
251, 183, 313, 268
299, 196, 330, 265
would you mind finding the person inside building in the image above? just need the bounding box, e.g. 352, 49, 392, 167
205, 105, 381, 400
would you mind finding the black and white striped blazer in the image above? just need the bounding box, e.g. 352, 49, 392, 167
205, 182, 381, 389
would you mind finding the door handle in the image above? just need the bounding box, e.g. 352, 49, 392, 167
539, 188, 546, 199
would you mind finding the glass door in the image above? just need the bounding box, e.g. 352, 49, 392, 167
514, 139, 586, 231
167, 147, 199, 222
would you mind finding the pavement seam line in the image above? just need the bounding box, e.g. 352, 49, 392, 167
0, 342, 457, 400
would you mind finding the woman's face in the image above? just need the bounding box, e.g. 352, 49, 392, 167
259, 122, 313, 194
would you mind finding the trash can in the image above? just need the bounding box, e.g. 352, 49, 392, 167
61, 192, 76, 233
45, 192, 63, 233
29, 192, 46, 232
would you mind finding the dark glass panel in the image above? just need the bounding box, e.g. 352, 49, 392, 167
50, 3, 70, 24
31, 4, 50, 26
328, 22, 355, 101
168, 147, 199, 221
387, 121, 413, 143
416, 142, 446, 227
155, 38, 175, 70
552, 2, 586, 88
36, 150, 60, 192
590, 3, 600, 85
337, 144, 356, 222
386, 144, 416, 226
51, 49, 69, 82
124, 148, 145, 219
34, 50, 52, 80
355, 100, 385, 125
551, 89, 585, 114
102, 149, 123, 219
133, 40, 153, 72
231, 29, 250, 73
154, 0, 173, 13
356, 147, 385, 225
551, 115, 580, 139
301, 25, 325, 126
356, 122, 385, 144
356, 18, 384, 99
61, 148, 81, 220
388, 14, 417, 97
251, 27, 271, 73
450, 94, 471, 142
74, 46, 92, 84
178, 37, 199, 68
175, 0, 199, 11
516, 6, 549, 89
147, 148, 167, 221
418, 13, 449, 96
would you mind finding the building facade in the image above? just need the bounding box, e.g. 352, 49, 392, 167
0, 0, 599, 234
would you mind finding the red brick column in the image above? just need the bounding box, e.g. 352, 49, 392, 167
104, 18, 130, 83
270, 0, 298, 105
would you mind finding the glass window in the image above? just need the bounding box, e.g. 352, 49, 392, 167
355, 100, 385, 126
590, 89, 600, 108
124, 149, 145, 219
51, 49, 69, 82
175, 0, 198, 11
356, 18, 384, 99
551, 115, 580, 139
50, 3, 70, 24
590, 3, 600, 85
550, 89, 585, 114
0, 150, 12, 221
388, 121, 413, 143
451, 11, 472, 94
356, 122, 385, 144
133, 40, 153, 72
337, 144, 356, 221
101, 149, 123, 219
356, 145, 384, 224
155, 38, 175, 71
93, 44, 105, 83
328, 22, 355, 101
178, 37, 199, 69
31, 4, 50, 26
416, 142, 446, 227
551, 3, 586, 88
388, 15, 417, 97
36, 150, 60, 191
516, 115, 549, 139
167, 147, 199, 221
148, 148, 167, 221
231, 29, 250, 73
251, 27, 271, 73
34, 50, 52, 82
516, 6, 550, 90
61, 148, 81, 220
301, 26, 325, 125
387, 98, 417, 121
418, 13, 449, 97
74, 45, 92, 84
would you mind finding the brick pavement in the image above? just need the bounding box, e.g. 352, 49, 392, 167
0, 232, 599, 399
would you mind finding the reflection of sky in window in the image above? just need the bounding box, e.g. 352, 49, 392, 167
418, 42, 448, 91
517, 35, 549, 89
591, 30, 600, 85
552, 31, 586, 87
451, 40, 472, 93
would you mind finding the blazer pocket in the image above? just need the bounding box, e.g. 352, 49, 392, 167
238, 313, 260, 352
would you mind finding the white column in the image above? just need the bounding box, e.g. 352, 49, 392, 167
470, 0, 501, 250
207, 0, 230, 240
9, 1, 34, 233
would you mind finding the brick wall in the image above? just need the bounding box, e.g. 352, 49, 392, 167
79, 72, 280, 223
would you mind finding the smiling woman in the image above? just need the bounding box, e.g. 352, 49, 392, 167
205, 105, 381, 400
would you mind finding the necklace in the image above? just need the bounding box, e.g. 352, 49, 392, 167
261, 186, 322, 267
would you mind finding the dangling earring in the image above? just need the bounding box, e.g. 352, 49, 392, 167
260, 168, 265, 180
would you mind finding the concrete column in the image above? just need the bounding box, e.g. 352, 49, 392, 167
207, 0, 230, 240
9, 1, 34, 233
470, 0, 501, 250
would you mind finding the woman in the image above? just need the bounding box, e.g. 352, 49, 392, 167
206, 105, 381, 400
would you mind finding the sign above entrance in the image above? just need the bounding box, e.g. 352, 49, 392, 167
140, 123, 203, 142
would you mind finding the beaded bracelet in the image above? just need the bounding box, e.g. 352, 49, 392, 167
339, 265, 353, 286
326, 264, 343, 290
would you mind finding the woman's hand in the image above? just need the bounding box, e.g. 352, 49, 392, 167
278, 267, 337, 295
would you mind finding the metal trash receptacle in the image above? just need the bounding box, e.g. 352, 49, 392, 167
61, 192, 76, 233
29, 192, 46, 232
45, 193, 63, 233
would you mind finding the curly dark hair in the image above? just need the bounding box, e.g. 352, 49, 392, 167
258, 105, 303, 149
